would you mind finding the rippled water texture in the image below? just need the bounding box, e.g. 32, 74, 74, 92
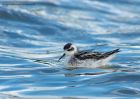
0, 0, 140, 98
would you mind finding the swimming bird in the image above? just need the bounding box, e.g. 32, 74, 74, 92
58, 43, 120, 68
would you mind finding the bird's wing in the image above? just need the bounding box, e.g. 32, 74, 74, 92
75, 49, 120, 60
74, 51, 103, 60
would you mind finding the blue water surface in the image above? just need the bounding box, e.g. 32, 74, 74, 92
0, 0, 140, 98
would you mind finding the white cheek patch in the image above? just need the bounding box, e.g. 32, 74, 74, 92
65, 50, 75, 56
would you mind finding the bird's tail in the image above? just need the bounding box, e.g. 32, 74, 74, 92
103, 49, 120, 58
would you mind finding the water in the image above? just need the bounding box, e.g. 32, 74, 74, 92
0, 0, 140, 98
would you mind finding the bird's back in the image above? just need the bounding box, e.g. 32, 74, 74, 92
74, 49, 120, 60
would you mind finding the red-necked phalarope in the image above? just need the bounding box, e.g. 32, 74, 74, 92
58, 43, 120, 68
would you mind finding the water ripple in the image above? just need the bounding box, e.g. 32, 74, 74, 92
0, 0, 140, 98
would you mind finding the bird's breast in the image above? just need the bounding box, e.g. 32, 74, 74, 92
67, 57, 78, 66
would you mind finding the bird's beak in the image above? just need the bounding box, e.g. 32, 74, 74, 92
58, 53, 65, 62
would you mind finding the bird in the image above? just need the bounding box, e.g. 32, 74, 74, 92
58, 43, 120, 68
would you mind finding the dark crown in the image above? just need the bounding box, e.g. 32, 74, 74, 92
64, 43, 72, 50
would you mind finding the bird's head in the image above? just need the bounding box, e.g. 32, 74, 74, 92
58, 43, 78, 61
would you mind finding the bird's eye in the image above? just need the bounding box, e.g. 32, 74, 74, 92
67, 47, 74, 51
